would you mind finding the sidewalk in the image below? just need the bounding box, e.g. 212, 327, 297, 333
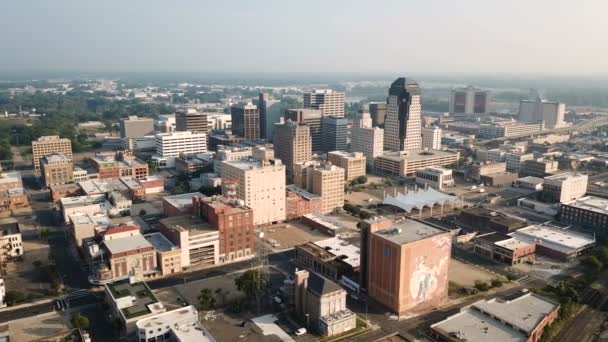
0, 297, 55, 312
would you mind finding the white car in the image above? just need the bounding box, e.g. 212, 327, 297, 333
295, 328, 307, 336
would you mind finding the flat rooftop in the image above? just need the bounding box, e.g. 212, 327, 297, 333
544, 172, 587, 182
495, 238, 535, 251
79, 180, 114, 194
60, 195, 111, 209
201, 196, 252, 213
159, 215, 218, 236
509, 223, 595, 255
69, 212, 111, 227
0, 172, 22, 184
144, 232, 178, 252
379, 149, 459, 162
564, 196, 608, 215
432, 293, 558, 341
516, 176, 544, 184
373, 218, 446, 245
163, 192, 206, 211
103, 234, 153, 255
313, 237, 360, 268
106, 280, 161, 320
287, 185, 321, 200
136, 306, 214, 342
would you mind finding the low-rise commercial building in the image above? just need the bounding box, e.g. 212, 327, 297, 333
50, 183, 82, 202
520, 158, 560, 178
90, 152, 149, 180
0, 218, 23, 259
105, 279, 167, 335
295, 237, 360, 284
135, 305, 216, 342
476, 148, 506, 162
69, 212, 112, 247
0, 172, 29, 211
509, 223, 595, 260
479, 121, 543, 139
542, 172, 588, 203
431, 293, 559, 342
285, 185, 323, 220
31, 135, 73, 173
560, 196, 608, 232
514, 176, 545, 191
505, 152, 534, 173
159, 215, 219, 269
208, 133, 244, 152
480, 172, 519, 187
459, 207, 527, 234
415, 167, 454, 190
60, 195, 114, 224
327, 151, 366, 182
40, 153, 74, 187
162, 192, 206, 217
375, 149, 460, 177
144, 232, 183, 276
473, 233, 536, 265
293, 270, 356, 337
91, 226, 158, 283
467, 162, 507, 182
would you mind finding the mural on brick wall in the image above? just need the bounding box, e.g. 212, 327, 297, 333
409, 233, 451, 302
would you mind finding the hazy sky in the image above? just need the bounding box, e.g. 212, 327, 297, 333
1, 0, 607, 75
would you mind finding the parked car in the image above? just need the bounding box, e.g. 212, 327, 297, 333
295, 328, 307, 336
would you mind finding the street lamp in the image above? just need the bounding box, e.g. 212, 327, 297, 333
305, 313, 309, 330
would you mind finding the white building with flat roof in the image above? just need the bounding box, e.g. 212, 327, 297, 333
509, 223, 595, 259
350, 126, 384, 166
154, 131, 207, 158
415, 167, 454, 190
136, 305, 215, 342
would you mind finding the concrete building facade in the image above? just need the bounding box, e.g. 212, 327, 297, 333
327, 151, 366, 182
231, 102, 260, 141
303, 89, 345, 117
273, 120, 312, 175
32, 135, 73, 173
293, 161, 344, 214
542, 172, 588, 203
175, 109, 208, 133
40, 153, 74, 187
449, 85, 490, 116
422, 127, 442, 150
285, 108, 323, 152
351, 126, 384, 166
119, 116, 154, 138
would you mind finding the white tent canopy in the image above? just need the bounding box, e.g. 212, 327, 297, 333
383, 186, 458, 213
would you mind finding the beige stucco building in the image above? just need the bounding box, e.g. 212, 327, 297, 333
32, 135, 73, 173
327, 151, 366, 182
294, 161, 344, 214
40, 153, 74, 187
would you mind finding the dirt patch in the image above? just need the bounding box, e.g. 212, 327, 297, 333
449, 259, 500, 287
258, 221, 330, 251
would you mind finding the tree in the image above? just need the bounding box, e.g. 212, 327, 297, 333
148, 161, 159, 174
39, 227, 50, 240
584, 255, 603, 271
235, 269, 269, 314
71, 312, 90, 330
198, 288, 216, 310
138, 209, 147, 216
5, 290, 26, 306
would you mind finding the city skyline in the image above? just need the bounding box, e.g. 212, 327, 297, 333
1, 0, 607, 76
